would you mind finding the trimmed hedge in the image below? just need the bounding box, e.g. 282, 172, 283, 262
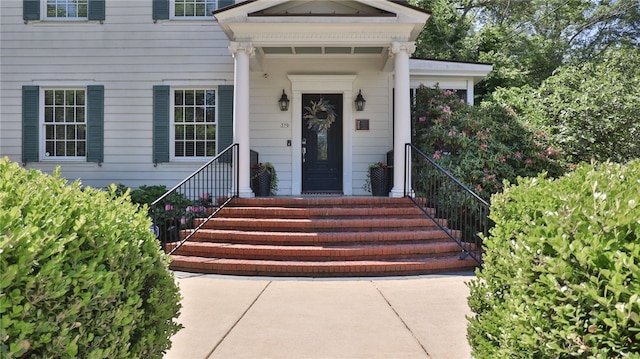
0, 159, 182, 358
467, 160, 640, 358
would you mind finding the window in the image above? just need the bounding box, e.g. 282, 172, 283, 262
46, 0, 88, 19
172, 89, 217, 159
43, 89, 87, 158
173, 0, 217, 18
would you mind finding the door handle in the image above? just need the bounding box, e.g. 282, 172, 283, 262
302, 138, 307, 163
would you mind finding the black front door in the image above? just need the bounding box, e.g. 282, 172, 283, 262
302, 94, 343, 193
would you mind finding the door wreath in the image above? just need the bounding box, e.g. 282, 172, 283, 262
304, 97, 337, 132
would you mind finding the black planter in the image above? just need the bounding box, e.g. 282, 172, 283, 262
251, 169, 272, 197
370, 167, 391, 197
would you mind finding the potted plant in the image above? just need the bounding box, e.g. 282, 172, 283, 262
363, 161, 391, 196
251, 162, 278, 196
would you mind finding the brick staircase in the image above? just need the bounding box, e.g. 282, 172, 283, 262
169, 197, 479, 276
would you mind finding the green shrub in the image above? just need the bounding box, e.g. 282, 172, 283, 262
0, 158, 182, 358
412, 85, 564, 202
467, 160, 640, 358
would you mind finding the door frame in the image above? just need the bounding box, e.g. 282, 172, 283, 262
288, 75, 357, 195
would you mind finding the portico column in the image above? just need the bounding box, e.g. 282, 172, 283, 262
390, 41, 416, 198
229, 41, 255, 198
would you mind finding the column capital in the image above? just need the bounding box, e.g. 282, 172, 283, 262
389, 41, 416, 57
228, 41, 255, 58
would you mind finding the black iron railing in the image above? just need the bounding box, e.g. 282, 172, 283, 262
404, 143, 489, 264
151, 144, 239, 254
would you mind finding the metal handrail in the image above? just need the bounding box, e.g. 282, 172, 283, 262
151, 144, 239, 254
405, 143, 489, 264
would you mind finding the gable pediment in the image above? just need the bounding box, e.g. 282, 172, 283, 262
248, 1, 395, 17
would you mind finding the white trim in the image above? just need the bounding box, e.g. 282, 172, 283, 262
288, 75, 357, 195
39, 86, 88, 162
41, 0, 89, 21
170, 0, 217, 20
169, 87, 219, 163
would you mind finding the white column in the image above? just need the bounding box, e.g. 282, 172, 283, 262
229, 41, 255, 198
390, 41, 416, 198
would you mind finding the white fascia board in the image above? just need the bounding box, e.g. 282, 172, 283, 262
409, 59, 493, 84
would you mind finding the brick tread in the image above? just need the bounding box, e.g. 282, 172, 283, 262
217, 206, 432, 218
172, 241, 466, 261
169, 255, 477, 277
186, 229, 454, 245
198, 217, 444, 232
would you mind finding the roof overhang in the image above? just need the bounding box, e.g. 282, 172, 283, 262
215, 1, 431, 71
410, 59, 493, 84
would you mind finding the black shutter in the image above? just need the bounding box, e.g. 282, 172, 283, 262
153, 86, 170, 164
218, 0, 234, 9
88, 0, 105, 21
86, 85, 104, 163
23, 0, 40, 21
152, 0, 169, 20
22, 86, 40, 163
217, 85, 234, 155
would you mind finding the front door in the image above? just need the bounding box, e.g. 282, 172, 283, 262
301, 94, 343, 193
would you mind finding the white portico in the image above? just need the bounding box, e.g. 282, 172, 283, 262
215, 1, 483, 198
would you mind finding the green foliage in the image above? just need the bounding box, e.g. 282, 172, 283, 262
0, 158, 182, 358
467, 160, 640, 358
492, 46, 640, 165
412, 85, 563, 202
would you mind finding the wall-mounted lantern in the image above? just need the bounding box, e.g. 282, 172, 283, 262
279, 90, 290, 111
354, 90, 366, 111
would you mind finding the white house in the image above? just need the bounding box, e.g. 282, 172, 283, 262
0, 0, 491, 197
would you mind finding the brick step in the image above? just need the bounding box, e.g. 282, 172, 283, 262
196, 217, 445, 232
228, 196, 417, 208
172, 241, 466, 261
169, 255, 478, 277
185, 228, 454, 246
216, 206, 433, 219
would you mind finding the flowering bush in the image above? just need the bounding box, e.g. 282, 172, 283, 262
412, 85, 564, 201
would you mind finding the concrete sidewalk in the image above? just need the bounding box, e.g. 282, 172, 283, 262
165, 272, 475, 359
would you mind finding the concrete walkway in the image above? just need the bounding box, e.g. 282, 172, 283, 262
165, 272, 475, 359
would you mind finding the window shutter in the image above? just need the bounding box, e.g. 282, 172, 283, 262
23, 0, 40, 21
88, 0, 105, 21
86, 85, 104, 163
153, 86, 170, 164
218, 0, 235, 9
217, 85, 234, 156
153, 0, 169, 20
22, 86, 40, 163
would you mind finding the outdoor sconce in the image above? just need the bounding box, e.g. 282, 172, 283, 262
279, 90, 290, 111
355, 90, 366, 111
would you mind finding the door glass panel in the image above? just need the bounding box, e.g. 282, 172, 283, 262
317, 129, 328, 161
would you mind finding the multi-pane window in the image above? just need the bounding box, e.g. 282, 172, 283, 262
46, 0, 88, 19
174, 0, 217, 17
44, 89, 86, 158
173, 89, 216, 158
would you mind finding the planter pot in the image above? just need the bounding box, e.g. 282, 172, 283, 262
370, 167, 391, 197
251, 169, 272, 197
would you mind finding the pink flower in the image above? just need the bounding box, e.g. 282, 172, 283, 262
433, 150, 442, 160
192, 206, 200, 212
525, 158, 533, 165
441, 105, 451, 115
165, 204, 173, 211
476, 184, 483, 192
448, 130, 456, 137
515, 151, 522, 159
419, 116, 426, 122
499, 156, 506, 163
186, 206, 193, 212
180, 216, 187, 225
201, 192, 209, 200
480, 143, 488, 151
444, 90, 454, 96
